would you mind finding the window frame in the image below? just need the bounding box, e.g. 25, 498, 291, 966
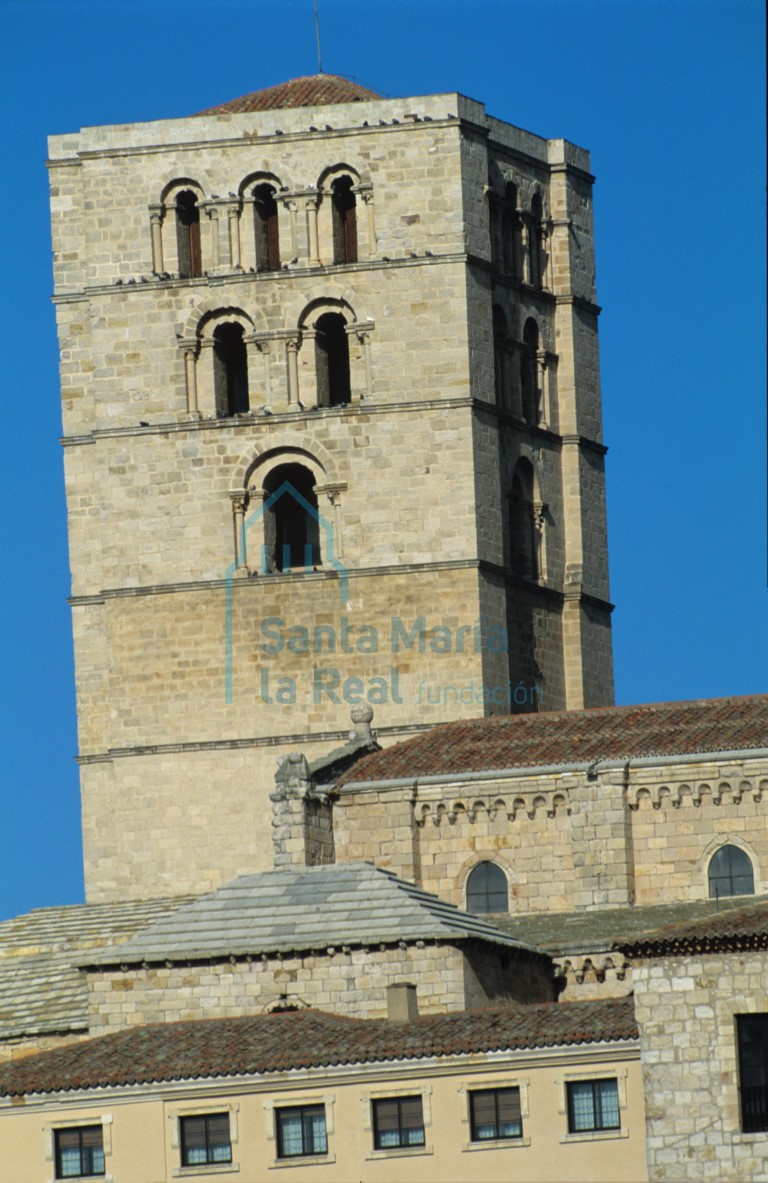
179, 1112, 233, 1168
708, 844, 755, 899
466, 860, 509, 914
371, 1095, 426, 1151
566, 1078, 621, 1134
275, 1103, 328, 1159
468, 1086, 523, 1142
54, 1125, 105, 1179
737, 1013, 768, 1133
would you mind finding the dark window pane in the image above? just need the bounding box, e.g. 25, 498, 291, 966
709, 846, 754, 898
372, 1096, 424, 1150
738, 1014, 768, 1132
567, 1080, 619, 1133
180, 1113, 231, 1166
466, 861, 508, 913
55, 1126, 104, 1179
470, 1088, 522, 1141
276, 1105, 327, 1158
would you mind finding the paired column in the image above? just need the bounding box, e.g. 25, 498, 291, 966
305, 193, 320, 266
149, 205, 164, 273
229, 492, 249, 571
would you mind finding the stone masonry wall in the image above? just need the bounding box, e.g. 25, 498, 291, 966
50, 87, 613, 900
335, 757, 768, 917
633, 949, 768, 1181
85, 940, 543, 1036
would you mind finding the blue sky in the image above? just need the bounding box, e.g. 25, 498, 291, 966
0, 0, 765, 921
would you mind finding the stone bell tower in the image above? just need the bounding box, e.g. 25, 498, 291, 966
48, 74, 613, 902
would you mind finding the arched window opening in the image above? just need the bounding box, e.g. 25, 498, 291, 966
264, 464, 321, 573
466, 862, 508, 914
509, 458, 538, 580
502, 182, 520, 277
521, 319, 540, 425
530, 194, 544, 288
176, 190, 202, 278
331, 176, 357, 264
253, 183, 280, 272
213, 323, 249, 415
708, 845, 755, 899
493, 306, 509, 408
315, 313, 351, 406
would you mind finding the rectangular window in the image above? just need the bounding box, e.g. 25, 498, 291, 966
180, 1113, 232, 1167
469, 1087, 522, 1141
566, 1079, 620, 1133
372, 1096, 425, 1150
54, 1126, 105, 1179
276, 1105, 327, 1158
737, 1014, 768, 1133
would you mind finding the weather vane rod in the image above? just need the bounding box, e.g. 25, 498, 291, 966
314, 0, 324, 74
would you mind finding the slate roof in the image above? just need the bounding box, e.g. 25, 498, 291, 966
0, 898, 191, 1040
199, 74, 381, 115
338, 694, 768, 785
616, 898, 768, 957
491, 895, 768, 957
80, 863, 541, 967
0, 998, 637, 1096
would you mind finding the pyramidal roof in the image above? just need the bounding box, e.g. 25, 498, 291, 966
199, 74, 381, 115
80, 863, 540, 966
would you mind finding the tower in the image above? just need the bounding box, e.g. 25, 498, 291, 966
48, 76, 613, 901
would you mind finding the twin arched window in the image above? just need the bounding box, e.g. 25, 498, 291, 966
521, 319, 540, 425
466, 862, 508, 913
491, 182, 545, 288
708, 845, 755, 899
176, 190, 202, 278
213, 323, 249, 415
263, 463, 321, 572
509, 458, 540, 581
331, 176, 357, 264
315, 313, 351, 406
252, 183, 280, 272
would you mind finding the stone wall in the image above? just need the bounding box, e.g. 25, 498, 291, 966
633, 948, 768, 1181
50, 87, 613, 902
85, 940, 551, 1036
336, 757, 768, 915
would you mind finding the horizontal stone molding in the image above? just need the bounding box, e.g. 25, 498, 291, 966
68, 557, 481, 605
60, 394, 476, 446
75, 721, 435, 765
53, 250, 470, 303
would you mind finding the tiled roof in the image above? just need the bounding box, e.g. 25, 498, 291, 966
0, 998, 637, 1096
493, 895, 768, 956
0, 898, 192, 1040
199, 74, 381, 115
338, 695, 768, 785
617, 898, 768, 957
81, 864, 540, 967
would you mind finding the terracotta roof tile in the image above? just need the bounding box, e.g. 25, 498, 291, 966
0, 998, 637, 1096
338, 695, 768, 785
617, 898, 768, 957
198, 74, 381, 115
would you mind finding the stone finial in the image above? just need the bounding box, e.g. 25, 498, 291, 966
349, 704, 375, 745
274, 752, 311, 790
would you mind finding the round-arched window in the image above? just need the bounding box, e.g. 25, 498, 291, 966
708, 845, 754, 899
466, 861, 508, 914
